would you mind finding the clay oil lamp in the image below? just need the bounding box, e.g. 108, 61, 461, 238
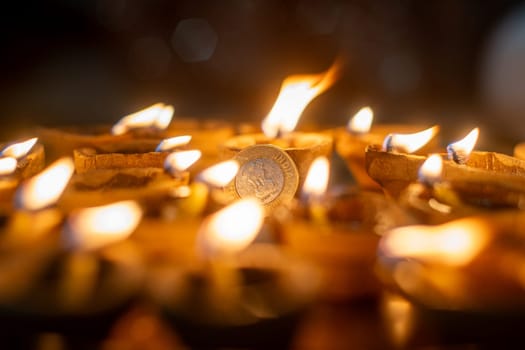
150, 198, 320, 349
281, 156, 392, 301
221, 63, 339, 211
335, 107, 438, 190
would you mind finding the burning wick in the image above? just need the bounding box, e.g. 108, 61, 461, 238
261, 61, 341, 138
155, 135, 192, 152
447, 128, 479, 164
347, 107, 373, 135
196, 197, 264, 258
0, 157, 17, 176
302, 156, 330, 224
164, 150, 201, 177
1, 137, 38, 159
382, 126, 439, 153
418, 154, 443, 187
112, 103, 174, 135
63, 200, 142, 251
197, 160, 239, 188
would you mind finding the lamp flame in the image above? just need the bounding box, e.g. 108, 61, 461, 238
0, 157, 17, 176
347, 107, 373, 134
63, 201, 142, 251
418, 154, 443, 185
16, 157, 74, 211
381, 218, 489, 266
197, 198, 264, 257
383, 126, 439, 153
262, 62, 340, 138
198, 160, 239, 187
155, 135, 192, 152
1, 137, 38, 159
111, 103, 174, 135
303, 156, 330, 198
447, 127, 479, 164
164, 150, 201, 174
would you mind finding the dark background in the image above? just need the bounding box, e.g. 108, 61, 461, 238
1, 0, 524, 150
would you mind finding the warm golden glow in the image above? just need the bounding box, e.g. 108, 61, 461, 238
418, 154, 442, 184
198, 160, 239, 187
164, 150, 201, 174
347, 106, 373, 134
303, 156, 330, 197
447, 127, 479, 163
111, 103, 174, 135
383, 126, 439, 153
381, 218, 489, 266
383, 294, 414, 347
1, 137, 37, 159
262, 62, 340, 138
0, 157, 17, 176
155, 135, 192, 152
64, 201, 142, 251
16, 157, 74, 211
197, 198, 264, 257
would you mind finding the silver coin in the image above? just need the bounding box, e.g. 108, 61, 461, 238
227, 144, 299, 210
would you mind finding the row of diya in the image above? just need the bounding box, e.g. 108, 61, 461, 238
2, 60, 525, 347
0, 63, 361, 348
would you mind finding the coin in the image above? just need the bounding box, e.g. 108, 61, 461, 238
227, 144, 299, 210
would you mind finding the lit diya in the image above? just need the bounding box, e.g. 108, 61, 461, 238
59, 149, 200, 211
281, 156, 394, 301
368, 127, 525, 207
133, 159, 241, 271
38, 103, 235, 171
0, 200, 144, 345
221, 62, 339, 210
335, 107, 439, 190
378, 214, 525, 346
149, 198, 319, 349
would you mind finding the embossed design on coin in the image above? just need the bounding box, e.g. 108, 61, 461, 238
236, 158, 284, 204
227, 144, 299, 210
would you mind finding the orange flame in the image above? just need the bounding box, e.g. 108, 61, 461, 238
1, 137, 38, 159
164, 150, 201, 175
302, 156, 330, 197
262, 62, 341, 138
197, 198, 264, 257
112, 103, 174, 135
383, 126, 439, 153
381, 218, 489, 266
16, 157, 74, 211
0, 157, 17, 176
418, 154, 443, 185
198, 160, 239, 187
155, 135, 192, 152
64, 201, 142, 251
347, 107, 373, 134
447, 127, 479, 164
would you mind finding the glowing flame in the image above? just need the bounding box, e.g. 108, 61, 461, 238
381, 218, 489, 266
347, 107, 373, 134
155, 135, 192, 152
16, 157, 74, 211
198, 160, 239, 187
64, 201, 142, 251
0, 157, 17, 176
111, 103, 174, 135
303, 156, 330, 197
261, 62, 340, 138
1, 137, 38, 159
447, 127, 479, 164
384, 294, 413, 347
164, 150, 201, 174
383, 126, 439, 153
197, 198, 264, 257
418, 154, 442, 185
